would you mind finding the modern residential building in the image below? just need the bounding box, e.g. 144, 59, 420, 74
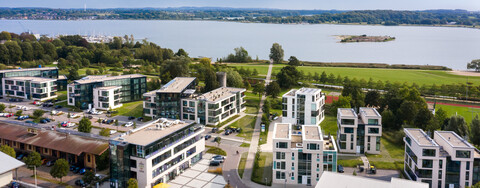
337, 107, 382, 154
68, 74, 147, 109
143, 77, 197, 119
2, 77, 57, 101
181, 87, 246, 125
93, 86, 122, 110
282, 87, 325, 126
0, 152, 25, 187
109, 119, 204, 188
0, 123, 109, 169
404, 128, 480, 188
315, 171, 428, 188
272, 123, 337, 186
0, 67, 60, 96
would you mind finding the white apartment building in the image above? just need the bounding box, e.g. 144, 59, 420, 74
2, 77, 57, 101
272, 123, 337, 186
316, 171, 428, 188
404, 128, 480, 188
109, 119, 205, 188
282, 88, 325, 126
181, 87, 246, 126
93, 86, 122, 110
337, 107, 382, 154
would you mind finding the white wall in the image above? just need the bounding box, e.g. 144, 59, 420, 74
0, 171, 13, 187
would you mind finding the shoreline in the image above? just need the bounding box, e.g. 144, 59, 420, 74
2, 18, 479, 30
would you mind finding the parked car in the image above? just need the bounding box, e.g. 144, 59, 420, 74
273, 116, 279, 120
87, 115, 93, 119
211, 128, 218, 133
338, 165, 344, 173
22, 106, 30, 111
225, 129, 232, 135
128, 116, 135, 120
79, 168, 89, 175
40, 119, 48, 123
75, 179, 87, 187
70, 165, 76, 171
54, 105, 62, 109
137, 117, 144, 121
211, 155, 225, 163
209, 160, 220, 166
25, 120, 38, 125
61, 121, 74, 127
204, 135, 212, 140
9, 182, 19, 188
41, 159, 48, 165
70, 113, 79, 118
73, 167, 81, 174
212, 155, 226, 160
214, 137, 220, 142
106, 119, 114, 124
16, 154, 25, 160
46, 160, 56, 167
109, 130, 117, 134
125, 121, 133, 127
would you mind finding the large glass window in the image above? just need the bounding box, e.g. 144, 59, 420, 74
422, 159, 433, 168
422, 149, 436, 157
456, 150, 471, 158
307, 143, 319, 150
344, 128, 354, 133
368, 128, 379, 134
276, 142, 288, 149
276, 152, 285, 160
276, 162, 286, 170
341, 119, 355, 125
367, 119, 379, 125
276, 171, 285, 179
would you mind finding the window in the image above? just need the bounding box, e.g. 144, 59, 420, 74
340, 134, 346, 141
405, 136, 411, 146
456, 150, 471, 158
367, 119, 379, 125
368, 128, 379, 134
276, 142, 288, 149
276, 171, 285, 179
341, 119, 355, 125
344, 127, 354, 133
276, 162, 286, 170
276, 152, 285, 159
422, 159, 433, 168
87, 155, 91, 163
422, 149, 436, 157
307, 143, 319, 150
439, 160, 443, 169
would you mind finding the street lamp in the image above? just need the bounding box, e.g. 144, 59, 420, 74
264, 178, 267, 187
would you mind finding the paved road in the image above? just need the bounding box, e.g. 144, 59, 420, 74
242, 61, 273, 186
206, 140, 249, 188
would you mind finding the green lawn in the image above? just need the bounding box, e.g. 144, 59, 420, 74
228, 63, 480, 86
230, 115, 257, 141
251, 152, 273, 186
115, 101, 144, 117
56, 91, 68, 101
258, 121, 270, 145
205, 146, 227, 156
320, 115, 337, 138
245, 91, 261, 114
366, 132, 405, 170
240, 143, 250, 147
238, 152, 248, 178
436, 104, 480, 123
337, 156, 363, 167
215, 114, 240, 128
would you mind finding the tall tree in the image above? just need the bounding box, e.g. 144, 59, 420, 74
381, 109, 398, 130
253, 83, 265, 98
68, 68, 80, 81
269, 43, 284, 64
224, 68, 244, 88
287, 56, 300, 66
31, 42, 44, 59
0, 31, 12, 40
175, 48, 189, 57
265, 81, 281, 98
364, 90, 381, 107
470, 115, 480, 146
160, 56, 190, 83
203, 68, 219, 92
320, 71, 328, 83
398, 101, 418, 125
0, 145, 15, 158
25, 151, 42, 175
467, 59, 480, 72
445, 115, 469, 137
331, 96, 351, 115
276, 65, 300, 89
20, 42, 34, 61
50, 159, 69, 182
78, 117, 92, 133
414, 107, 434, 130
4, 41, 22, 63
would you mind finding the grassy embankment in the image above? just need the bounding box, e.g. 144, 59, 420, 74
205, 146, 227, 156
251, 152, 273, 186
238, 152, 248, 178
228, 63, 480, 86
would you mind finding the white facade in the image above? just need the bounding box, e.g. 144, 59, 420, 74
0, 152, 25, 187
93, 86, 122, 110
404, 129, 480, 188
316, 171, 429, 188
337, 107, 382, 154
281, 88, 325, 126
2, 77, 57, 101
272, 123, 337, 186
181, 87, 246, 126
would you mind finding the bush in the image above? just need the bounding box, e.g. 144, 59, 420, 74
15, 110, 22, 116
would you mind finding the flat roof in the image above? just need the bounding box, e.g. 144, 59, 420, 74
73, 74, 146, 84
196, 87, 245, 103
436, 131, 474, 148
4, 76, 57, 82
274, 123, 290, 139
283, 89, 297, 97
0, 67, 57, 73
0, 123, 109, 156
316, 171, 428, 188
405, 128, 437, 147
154, 77, 196, 93
0, 152, 25, 174
58, 75, 67, 80
94, 86, 122, 90
338, 108, 357, 117
304, 125, 321, 140
114, 119, 196, 146
296, 87, 322, 95
359, 107, 381, 117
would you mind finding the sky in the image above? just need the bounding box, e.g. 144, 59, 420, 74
1, 0, 480, 11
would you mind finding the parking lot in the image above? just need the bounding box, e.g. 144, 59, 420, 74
0, 98, 148, 138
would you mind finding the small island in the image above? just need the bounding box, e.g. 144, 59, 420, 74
337, 35, 395, 43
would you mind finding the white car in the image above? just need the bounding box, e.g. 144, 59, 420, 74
67, 123, 76, 127
124, 122, 133, 127
109, 130, 117, 134
51, 110, 59, 115
16, 106, 24, 110
70, 113, 79, 118
22, 106, 30, 111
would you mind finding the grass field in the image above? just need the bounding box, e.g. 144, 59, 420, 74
56, 91, 68, 101
320, 115, 338, 137
436, 104, 480, 124
366, 132, 405, 170
231, 115, 256, 141
251, 152, 273, 186
115, 101, 144, 117
228, 63, 480, 86
238, 152, 248, 178
205, 146, 227, 156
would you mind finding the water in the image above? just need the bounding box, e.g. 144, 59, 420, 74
2, 20, 479, 70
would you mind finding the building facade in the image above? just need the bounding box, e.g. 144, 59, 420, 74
0, 67, 60, 96
2, 77, 57, 101
272, 123, 337, 186
404, 128, 480, 188
0, 152, 25, 187
282, 88, 325, 126
336, 107, 382, 154
68, 74, 147, 109
109, 119, 204, 188
143, 77, 197, 119
181, 87, 246, 125
93, 86, 122, 110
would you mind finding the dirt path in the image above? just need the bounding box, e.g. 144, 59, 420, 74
449, 70, 480, 77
